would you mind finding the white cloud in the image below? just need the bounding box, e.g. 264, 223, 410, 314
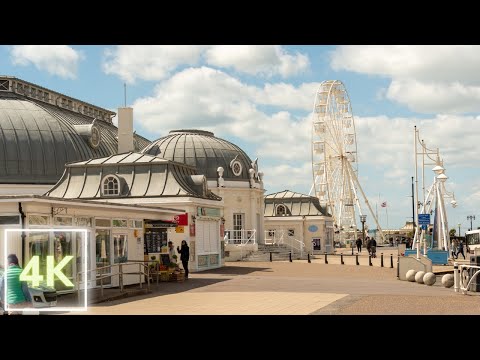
102, 46, 207, 83
132, 67, 315, 155
205, 45, 310, 78
10, 45, 82, 79
330, 45, 480, 114
262, 162, 313, 194
102, 45, 310, 83
129, 63, 479, 228
256, 82, 319, 111
386, 79, 480, 113
354, 114, 480, 175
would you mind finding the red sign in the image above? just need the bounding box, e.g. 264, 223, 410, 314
189, 224, 195, 236
220, 224, 224, 237
173, 213, 188, 226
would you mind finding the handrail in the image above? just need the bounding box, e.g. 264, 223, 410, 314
454, 263, 480, 294
291, 238, 306, 257
224, 229, 257, 246
76, 261, 152, 300
264, 229, 285, 246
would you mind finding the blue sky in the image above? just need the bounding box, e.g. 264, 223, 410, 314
2, 45, 479, 232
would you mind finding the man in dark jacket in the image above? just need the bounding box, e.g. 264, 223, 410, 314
370, 238, 377, 258
177, 240, 190, 279
355, 237, 362, 253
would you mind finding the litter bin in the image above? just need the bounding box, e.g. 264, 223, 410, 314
469, 256, 480, 292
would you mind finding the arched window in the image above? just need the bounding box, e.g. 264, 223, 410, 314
102, 175, 120, 196
276, 205, 286, 216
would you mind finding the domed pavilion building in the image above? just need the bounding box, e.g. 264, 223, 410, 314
142, 129, 266, 245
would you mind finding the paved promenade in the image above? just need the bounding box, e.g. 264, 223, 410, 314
70, 260, 480, 315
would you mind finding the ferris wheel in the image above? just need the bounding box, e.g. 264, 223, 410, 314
310, 80, 384, 242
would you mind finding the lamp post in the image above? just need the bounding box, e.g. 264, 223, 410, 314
411, 176, 416, 229
467, 215, 476, 231
360, 215, 367, 247
458, 223, 461, 238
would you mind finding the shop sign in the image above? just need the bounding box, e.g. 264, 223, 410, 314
145, 220, 177, 228
173, 213, 188, 225
175, 226, 185, 233
190, 224, 195, 236
197, 207, 221, 217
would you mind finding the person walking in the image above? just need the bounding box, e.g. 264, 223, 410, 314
0, 254, 32, 314
366, 238, 372, 256
356, 237, 362, 253
456, 240, 466, 260
451, 238, 459, 259
177, 240, 190, 279
370, 237, 377, 258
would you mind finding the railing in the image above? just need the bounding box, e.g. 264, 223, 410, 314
264, 230, 307, 257
224, 229, 257, 245
291, 238, 306, 257
264, 230, 285, 245
454, 263, 480, 294
76, 261, 151, 300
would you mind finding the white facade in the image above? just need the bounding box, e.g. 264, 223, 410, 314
264, 216, 334, 254
0, 197, 183, 291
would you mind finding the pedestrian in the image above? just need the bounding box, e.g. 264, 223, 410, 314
168, 241, 177, 264
366, 238, 372, 256
370, 237, 377, 258
0, 254, 32, 314
451, 238, 459, 259
356, 237, 362, 253
456, 240, 466, 260
177, 240, 190, 279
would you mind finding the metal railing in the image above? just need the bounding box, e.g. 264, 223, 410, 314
76, 261, 151, 300
291, 238, 306, 257
224, 229, 257, 245
264, 230, 285, 245
264, 230, 306, 257
454, 263, 480, 294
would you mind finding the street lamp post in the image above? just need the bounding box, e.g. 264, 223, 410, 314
411, 176, 416, 229
467, 215, 476, 231
458, 223, 461, 238
360, 215, 367, 247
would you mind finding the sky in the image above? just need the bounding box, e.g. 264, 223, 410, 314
1, 45, 479, 232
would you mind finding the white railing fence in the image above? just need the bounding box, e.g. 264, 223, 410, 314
224, 229, 257, 245
264, 230, 306, 257
454, 263, 480, 294
264, 229, 285, 245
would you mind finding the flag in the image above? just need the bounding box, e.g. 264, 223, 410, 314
381, 201, 387, 208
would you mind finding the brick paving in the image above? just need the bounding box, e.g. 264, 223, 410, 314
64, 260, 480, 315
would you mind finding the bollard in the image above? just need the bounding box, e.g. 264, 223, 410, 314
308, 253, 311, 263
390, 254, 394, 268
381, 253, 384, 267
351, 246, 354, 255
369, 255, 372, 266
341, 253, 344, 265
453, 262, 459, 293
325, 252, 328, 264
270, 252, 272, 262
397, 256, 400, 279
289, 252, 292, 262
356, 254, 359, 266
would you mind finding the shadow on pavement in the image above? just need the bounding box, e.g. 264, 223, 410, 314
56, 277, 230, 309
199, 265, 273, 276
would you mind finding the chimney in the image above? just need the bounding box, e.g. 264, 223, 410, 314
117, 107, 134, 153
